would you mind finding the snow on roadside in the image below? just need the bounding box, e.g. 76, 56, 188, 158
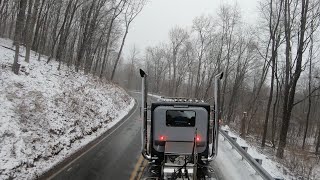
148, 93, 163, 100
131, 91, 173, 102
148, 93, 175, 102
213, 135, 263, 180
0, 38, 135, 179
221, 125, 294, 180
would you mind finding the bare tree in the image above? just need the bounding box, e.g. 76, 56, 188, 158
192, 15, 212, 98
261, 0, 283, 147
226, 34, 255, 124
126, 45, 139, 89
25, 0, 40, 63
168, 26, 189, 96
277, 0, 310, 158
110, 0, 146, 80
216, 4, 240, 119
99, 0, 126, 79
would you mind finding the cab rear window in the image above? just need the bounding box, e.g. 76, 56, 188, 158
166, 110, 195, 127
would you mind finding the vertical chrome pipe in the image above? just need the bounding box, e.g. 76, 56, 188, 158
208, 72, 223, 161
140, 69, 152, 160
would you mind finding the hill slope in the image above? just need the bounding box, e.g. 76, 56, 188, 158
0, 38, 135, 179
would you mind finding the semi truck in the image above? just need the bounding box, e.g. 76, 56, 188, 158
139, 69, 223, 180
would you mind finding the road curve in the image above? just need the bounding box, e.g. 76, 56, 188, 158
49, 92, 260, 180
50, 93, 144, 180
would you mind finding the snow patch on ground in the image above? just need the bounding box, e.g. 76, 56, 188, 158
0, 38, 135, 179
148, 93, 163, 100
130, 91, 173, 102
221, 125, 293, 179
213, 135, 263, 180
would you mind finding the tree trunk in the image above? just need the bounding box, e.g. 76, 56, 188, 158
271, 74, 280, 147
12, 0, 27, 74
262, 0, 283, 147
23, 0, 33, 45
25, 0, 40, 63
110, 28, 128, 80
32, 0, 45, 51
302, 16, 314, 149
99, 16, 116, 78
277, 0, 309, 158
261, 57, 275, 147
316, 125, 320, 154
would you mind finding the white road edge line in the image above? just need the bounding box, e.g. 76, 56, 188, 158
47, 101, 139, 180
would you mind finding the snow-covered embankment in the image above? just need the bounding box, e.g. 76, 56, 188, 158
0, 38, 135, 179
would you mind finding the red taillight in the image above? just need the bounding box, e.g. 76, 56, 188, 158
196, 136, 200, 142
160, 136, 165, 141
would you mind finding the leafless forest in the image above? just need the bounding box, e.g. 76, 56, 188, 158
2, 0, 320, 178
0, 0, 145, 78
117, 0, 320, 176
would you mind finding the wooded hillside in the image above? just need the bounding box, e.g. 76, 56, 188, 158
0, 0, 145, 79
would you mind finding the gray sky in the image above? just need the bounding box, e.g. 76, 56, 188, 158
123, 0, 259, 58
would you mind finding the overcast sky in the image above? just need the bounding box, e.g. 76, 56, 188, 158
123, 0, 259, 58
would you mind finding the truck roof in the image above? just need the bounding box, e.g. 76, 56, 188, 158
151, 101, 211, 112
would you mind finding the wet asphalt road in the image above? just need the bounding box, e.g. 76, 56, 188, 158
50, 93, 144, 180
49, 93, 227, 180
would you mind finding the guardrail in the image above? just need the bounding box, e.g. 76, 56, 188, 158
219, 129, 275, 180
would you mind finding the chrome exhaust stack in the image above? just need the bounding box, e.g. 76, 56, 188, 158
140, 69, 152, 160
208, 72, 223, 161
